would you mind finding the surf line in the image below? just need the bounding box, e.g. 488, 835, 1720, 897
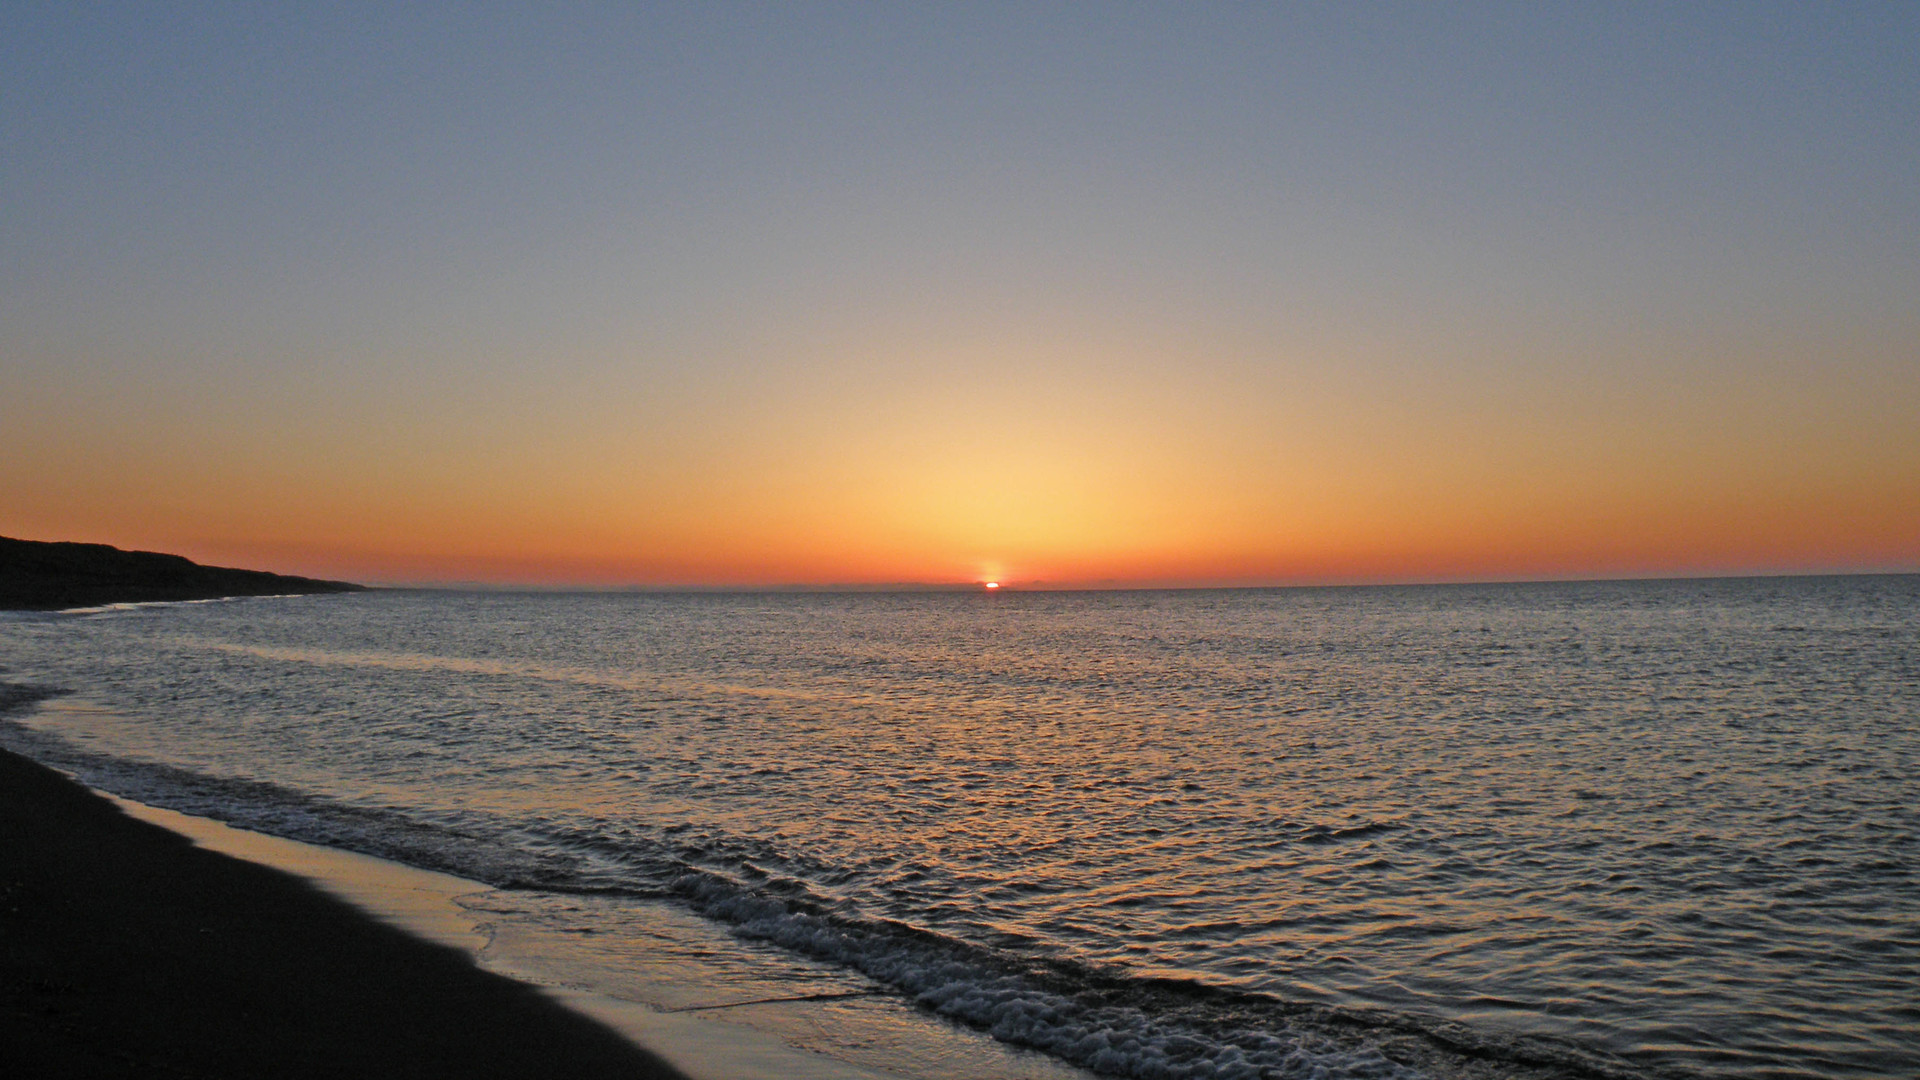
664, 989, 881, 1012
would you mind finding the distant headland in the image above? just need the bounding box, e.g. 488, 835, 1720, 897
0, 537, 365, 611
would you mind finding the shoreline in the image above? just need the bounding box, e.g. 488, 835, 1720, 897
0, 676, 1092, 1080
92, 786, 966, 1080
0, 727, 1092, 1080
0, 745, 686, 1079
0, 535, 365, 611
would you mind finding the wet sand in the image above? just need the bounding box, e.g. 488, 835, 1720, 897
0, 747, 686, 1079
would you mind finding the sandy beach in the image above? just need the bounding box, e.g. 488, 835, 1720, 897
0, 746, 686, 1079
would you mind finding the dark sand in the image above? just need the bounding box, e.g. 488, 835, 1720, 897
0, 747, 685, 1079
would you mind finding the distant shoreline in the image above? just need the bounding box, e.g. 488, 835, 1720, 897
0, 536, 365, 611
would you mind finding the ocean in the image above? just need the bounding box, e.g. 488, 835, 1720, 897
2, 578, 1914, 1079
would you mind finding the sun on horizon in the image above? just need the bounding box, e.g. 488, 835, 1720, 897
2, 5, 1914, 589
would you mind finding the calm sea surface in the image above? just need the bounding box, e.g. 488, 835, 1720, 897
2, 578, 1915, 1080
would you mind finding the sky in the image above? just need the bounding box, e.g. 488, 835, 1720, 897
4, 2, 1916, 587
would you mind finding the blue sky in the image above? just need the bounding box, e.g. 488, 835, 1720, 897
4, 3, 1916, 583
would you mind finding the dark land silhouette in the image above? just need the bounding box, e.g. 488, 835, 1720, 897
0, 536, 365, 610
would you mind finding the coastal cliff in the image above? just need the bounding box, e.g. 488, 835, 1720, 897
0, 536, 365, 610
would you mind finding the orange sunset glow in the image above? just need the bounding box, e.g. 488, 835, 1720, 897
3, 7, 1916, 587
4, 12, 1920, 1079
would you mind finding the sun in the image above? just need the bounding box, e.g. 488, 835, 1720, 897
984, 581, 1000, 589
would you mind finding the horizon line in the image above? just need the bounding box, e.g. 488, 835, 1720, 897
356, 567, 1920, 594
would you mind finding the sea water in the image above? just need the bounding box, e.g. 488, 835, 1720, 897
1, 578, 1914, 1080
